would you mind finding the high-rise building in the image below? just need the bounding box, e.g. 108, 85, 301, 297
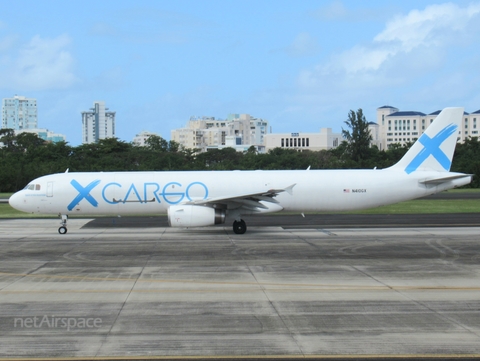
81, 101, 116, 144
1, 95, 38, 130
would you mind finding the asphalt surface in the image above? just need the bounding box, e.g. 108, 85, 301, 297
84, 213, 480, 229
81, 190, 480, 229
0, 218, 480, 360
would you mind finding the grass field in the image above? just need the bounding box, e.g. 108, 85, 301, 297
341, 199, 480, 214
1, 190, 479, 218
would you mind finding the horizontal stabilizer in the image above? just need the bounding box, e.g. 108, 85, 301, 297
420, 174, 473, 185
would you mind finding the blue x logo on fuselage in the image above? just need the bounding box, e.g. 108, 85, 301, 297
67, 179, 101, 211
405, 124, 457, 174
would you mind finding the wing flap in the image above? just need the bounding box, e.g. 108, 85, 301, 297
185, 183, 296, 211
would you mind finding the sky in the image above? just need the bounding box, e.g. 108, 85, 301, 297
1, 0, 480, 146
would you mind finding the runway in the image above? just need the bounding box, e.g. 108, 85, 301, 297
0, 218, 480, 360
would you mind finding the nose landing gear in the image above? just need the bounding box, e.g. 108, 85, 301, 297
58, 214, 68, 234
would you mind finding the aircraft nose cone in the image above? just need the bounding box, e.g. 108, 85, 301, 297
9, 192, 25, 212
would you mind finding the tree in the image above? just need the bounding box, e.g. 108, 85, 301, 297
0, 128, 16, 149
15, 132, 45, 152
145, 135, 169, 152
342, 108, 373, 166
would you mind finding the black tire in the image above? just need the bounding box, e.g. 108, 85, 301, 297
58, 226, 67, 235
232, 220, 247, 234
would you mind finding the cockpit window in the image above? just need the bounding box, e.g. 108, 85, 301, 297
23, 184, 41, 191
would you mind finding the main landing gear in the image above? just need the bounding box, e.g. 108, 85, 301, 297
58, 214, 68, 234
232, 219, 247, 234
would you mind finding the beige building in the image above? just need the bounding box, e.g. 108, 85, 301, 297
171, 114, 268, 152
376, 106, 480, 150
132, 130, 161, 146
264, 128, 341, 152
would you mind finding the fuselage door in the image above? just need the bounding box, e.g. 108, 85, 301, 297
47, 182, 53, 197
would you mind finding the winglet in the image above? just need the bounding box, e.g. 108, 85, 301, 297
284, 183, 296, 195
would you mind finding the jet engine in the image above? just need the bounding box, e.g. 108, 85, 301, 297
167, 205, 226, 228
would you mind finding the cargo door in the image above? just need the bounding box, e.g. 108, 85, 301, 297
47, 182, 53, 197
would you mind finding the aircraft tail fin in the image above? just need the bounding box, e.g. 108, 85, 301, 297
388, 107, 463, 174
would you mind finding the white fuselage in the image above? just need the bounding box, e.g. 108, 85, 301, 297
8, 169, 470, 216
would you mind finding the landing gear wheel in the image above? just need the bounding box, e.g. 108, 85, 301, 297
233, 219, 247, 234
58, 214, 68, 235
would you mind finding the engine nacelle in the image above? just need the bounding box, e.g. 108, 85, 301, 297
167, 205, 226, 228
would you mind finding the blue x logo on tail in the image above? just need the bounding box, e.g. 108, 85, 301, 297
67, 179, 101, 211
405, 124, 457, 174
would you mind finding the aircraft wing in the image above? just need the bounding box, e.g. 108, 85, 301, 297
184, 183, 296, 210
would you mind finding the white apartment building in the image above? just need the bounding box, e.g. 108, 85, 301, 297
81, 101, 116, 144
205, 136, 266, 153
171, 114, 268, 152
264, 128, 341, 152
368, 122, 381, 149
1, 95, 38, 130
16, 128, 66, 143
376, 106, 480, 150
132, 130, 161, 146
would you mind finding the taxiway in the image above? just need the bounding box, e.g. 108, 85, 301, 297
0, 218, 479, 360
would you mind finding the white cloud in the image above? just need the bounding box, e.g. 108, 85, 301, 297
313, 0, 349, 20
0, 34, 17, 52
284, 2, 480, 128
375, 3, 480, 50
0, 34, 78, 91
91, 66, 127, 90
89, 22, 118, 37
299, 2, 480, 91
311, 0, 392, 22
285, 32, 320, 58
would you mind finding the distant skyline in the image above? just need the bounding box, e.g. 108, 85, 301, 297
1, 0, 480, 146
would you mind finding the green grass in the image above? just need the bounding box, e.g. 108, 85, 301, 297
0, 204, 57, 218
343, 199, 480, 214
0, 193, 13, 199
443, 188, 480, 193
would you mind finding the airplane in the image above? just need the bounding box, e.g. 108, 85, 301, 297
9, 107, 472, 235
